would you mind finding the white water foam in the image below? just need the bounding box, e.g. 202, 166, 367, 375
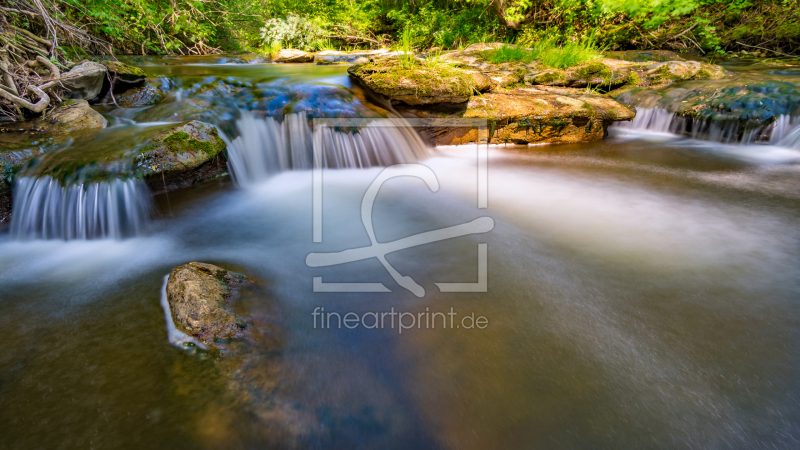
159, 275, 207, 350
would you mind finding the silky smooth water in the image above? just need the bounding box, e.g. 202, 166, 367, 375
1, 58, 799, 449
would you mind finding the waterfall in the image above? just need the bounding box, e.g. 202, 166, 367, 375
615, 107, 800, 146
771, 115, 800, 148
613, 107, 676, 133
224, 112, 429, 185
776, 124, 800, 149
10, 177, 152, 240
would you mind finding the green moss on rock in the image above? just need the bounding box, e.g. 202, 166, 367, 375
104, 60, 146, 78
22, 120, 226, 187
348, 58, 491, 105
135, 121, 227, 178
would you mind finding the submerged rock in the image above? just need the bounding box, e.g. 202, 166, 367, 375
348, 58, 492, 105
62, 61, 107, 100
116, 85, 165, 107
31, 99, 108, 133
166, 262, 249, 349
273, 49, 314, 63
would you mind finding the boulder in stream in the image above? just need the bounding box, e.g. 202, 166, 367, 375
31, 99, 108, 134
166, 262, 249, 349
61, 60, 107, 100
466, 88, 634, 144
116, 85, 165, 107
435, 48, 725, 90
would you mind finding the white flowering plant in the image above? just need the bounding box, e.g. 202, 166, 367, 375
260, 14, 324, 51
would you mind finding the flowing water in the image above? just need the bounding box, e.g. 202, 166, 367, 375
1, 58, 800, 449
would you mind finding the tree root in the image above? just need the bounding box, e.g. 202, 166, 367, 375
0, 84, 49, 113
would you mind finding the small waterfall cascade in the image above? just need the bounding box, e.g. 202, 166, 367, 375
614, 107, 800, 146
612, 107, 676, 133
776, 124, 800, 149
10, 177, 152, 240
769, 115, 800, 143
771, 115, 800, 149
224, 112, 429, 185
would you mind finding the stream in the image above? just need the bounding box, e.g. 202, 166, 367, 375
1, 57, 800, 449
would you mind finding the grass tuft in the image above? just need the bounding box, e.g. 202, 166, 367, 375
480, 38, 603, 69
482, 45, 537, 64
537, 39, 603, 69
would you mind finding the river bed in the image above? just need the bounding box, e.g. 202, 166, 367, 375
1, 58, 799, 449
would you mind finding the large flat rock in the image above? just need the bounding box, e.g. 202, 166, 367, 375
400, 88, 634, 145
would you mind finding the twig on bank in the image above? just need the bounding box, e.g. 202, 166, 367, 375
736, 41, 799, 58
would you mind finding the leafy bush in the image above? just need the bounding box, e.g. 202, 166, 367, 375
260, 14, 324, 51
387, 1, 505, 50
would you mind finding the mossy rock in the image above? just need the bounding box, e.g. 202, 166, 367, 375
104, 60, 146, 83
135, 120, 227, 185
348, 58, 492, 105
21, 120, 227, 190
527, 70, 566, 85
643, 61, 725, 86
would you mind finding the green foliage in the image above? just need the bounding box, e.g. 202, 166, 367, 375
31, 0, 800, 57
386, 1, 505, 49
